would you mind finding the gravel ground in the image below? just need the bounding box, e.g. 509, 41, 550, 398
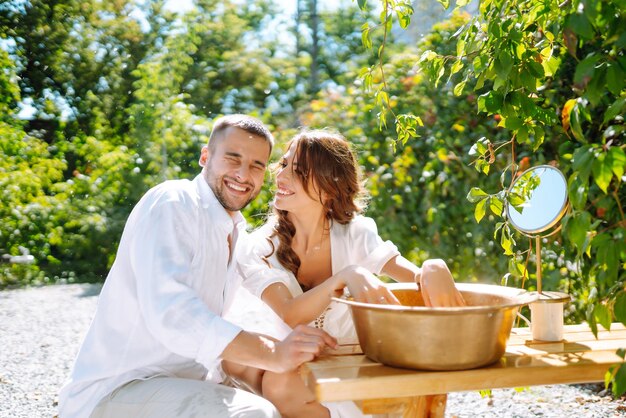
1, 284, 626, 418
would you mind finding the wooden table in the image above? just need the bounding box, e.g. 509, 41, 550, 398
301, 323, 626, 417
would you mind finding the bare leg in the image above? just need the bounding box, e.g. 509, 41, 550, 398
262, 370, 330, 418
222, 360, 265, 395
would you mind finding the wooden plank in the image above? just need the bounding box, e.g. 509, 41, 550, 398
355, 394, 447, 417
303, 323, 626, 403
306, 348, 623, 402
506, 338, 626, 356
508, 326, 626, 346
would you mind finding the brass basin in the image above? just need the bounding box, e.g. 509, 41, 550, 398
333, 283, 536, 371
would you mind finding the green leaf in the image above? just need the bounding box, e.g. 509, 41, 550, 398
585, 67, 606, 107
587, 303, 598, 337
568, 13, 594, 39
467, 187, 489, 203
450, 59, 464, 77
605, 368, 613, 391
542, 56, 561, 77
592, 154, 612, 193
376, 90, 389, 107
608, 147, 626, 179
494, 51, 513, 79
499, 225, 514, 255
569, 103, 587, 143
615, 292, 626, 326
527, 61, 544, 79
456, 39, 466, 59
572, 145, 594, 182
574, 55, 600, 86
594, 303, 612, 331
603, 98, 626, 126
437, 0, 450, 9
611, 363, 626, 397
596, 236, 620, 284
481, 161, 490, 175
475, 137, 489, 155
508, 258, 527, 278
477, 92, 503, 114
453, 80, 466, 96
518, 125, 530, 146
563, 211, 591, 252
361, 26, 372, 50
606, 63, 624, 96
504, 116, 522, 130
508, 192, 526, 207
568, 174, 588, 211
357, 0, 368, 10
396, 10, 411, 29
533, 126, 545, 148
520, 69, 537, 91
420, 50, 438, 63
434, 58, 445, 86
475, 198, 487, 223
489, 196, 503, 216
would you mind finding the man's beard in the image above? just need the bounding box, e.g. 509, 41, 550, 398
211, 176, 256, 212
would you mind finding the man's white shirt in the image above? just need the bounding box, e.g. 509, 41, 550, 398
59, 175, 245, 418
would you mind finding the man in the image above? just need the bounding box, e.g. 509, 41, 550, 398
59, 115, 336, 418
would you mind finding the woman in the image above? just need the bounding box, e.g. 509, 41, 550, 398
237, 130, 465, 417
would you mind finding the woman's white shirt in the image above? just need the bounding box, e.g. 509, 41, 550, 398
238, 215, 399, 343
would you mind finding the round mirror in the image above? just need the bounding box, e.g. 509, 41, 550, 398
506, 165, 568, 235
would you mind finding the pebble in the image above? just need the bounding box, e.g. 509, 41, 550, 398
1, 284, 625, 417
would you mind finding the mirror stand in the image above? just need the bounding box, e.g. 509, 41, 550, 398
535, 235, 542, 294
517, 228, 571, 341
506, 165, 571, 342
531, 223, 563, 295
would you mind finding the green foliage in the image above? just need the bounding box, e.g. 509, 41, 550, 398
361, 0, 625, 397
1, 6, 623, 396
0, 0, 286, 285
0, 122, 63, 286
301, 14, 513, 282
0, 0, 376, 286
0, 49, 20, 116
606, 348, 626, 397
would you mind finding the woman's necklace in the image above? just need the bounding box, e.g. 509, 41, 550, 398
306, 233, 327, 254
304, 219, 329, 255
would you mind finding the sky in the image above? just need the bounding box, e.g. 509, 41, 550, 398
163, 0, 336, 16
165, 0, 293, 14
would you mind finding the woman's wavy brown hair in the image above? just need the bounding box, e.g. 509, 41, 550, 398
266, 130, 367, 276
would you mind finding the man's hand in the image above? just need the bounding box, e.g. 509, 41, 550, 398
417, 259, 466, 307
270, 325, 338, 373
338, 265, 400, 305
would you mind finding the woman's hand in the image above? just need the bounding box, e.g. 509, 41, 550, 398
337, 265, 400, 305
417, 259, 466, 307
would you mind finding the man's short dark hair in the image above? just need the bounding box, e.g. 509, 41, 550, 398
208, 114, 274, 152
